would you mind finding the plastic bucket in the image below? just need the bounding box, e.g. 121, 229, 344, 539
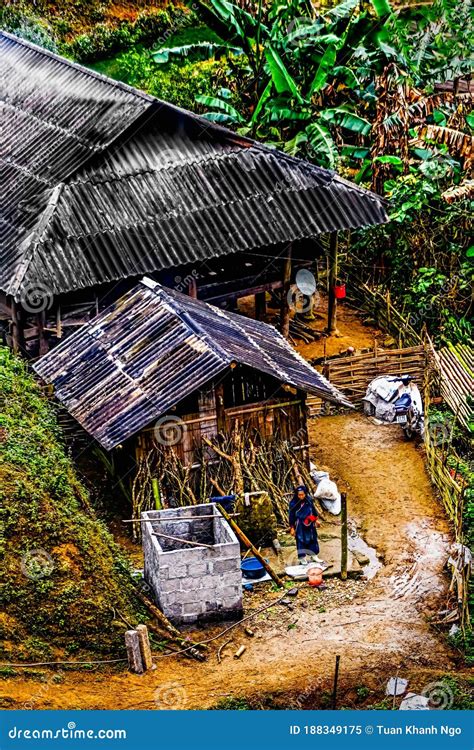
308, 565, 324, 587
333, 283, 346, 299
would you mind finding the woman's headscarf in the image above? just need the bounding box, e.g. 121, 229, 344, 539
291, 485, 308, 503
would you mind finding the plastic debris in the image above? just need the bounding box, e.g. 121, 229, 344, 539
386, 677, 408, 696
399, 693, 430, 710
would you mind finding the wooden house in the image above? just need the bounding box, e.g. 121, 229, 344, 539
0, 31, 388, 357
33, 278, 352, 477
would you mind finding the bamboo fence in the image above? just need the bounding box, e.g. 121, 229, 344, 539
432, 341, 473, 435
424, 354, 471, 630
307, 344, 427, 413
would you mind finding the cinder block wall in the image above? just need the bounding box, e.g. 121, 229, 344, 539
142, 504, 243, 624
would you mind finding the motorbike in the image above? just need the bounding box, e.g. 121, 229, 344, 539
363, 375, 424, 439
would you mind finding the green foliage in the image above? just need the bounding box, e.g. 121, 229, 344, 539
0, 348, 138, 660
351, 171, 472, 346
67, 7, 192, 61
212, 696, 251, 710
1, 2, 195, 62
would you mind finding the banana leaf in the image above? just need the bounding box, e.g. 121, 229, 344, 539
309, 43, 338, 95
333, 65, 361, 89
152, 43, 242, 64
195, 95, 245, 123
324, 0, 360, 22
264, 47, 304, 103
320, 107, 372, 135
251, 81, 272, 125
305, 123, 338, 168
200, 111, 242, 124
370, 0, 392, 19
284, 131, 308, 157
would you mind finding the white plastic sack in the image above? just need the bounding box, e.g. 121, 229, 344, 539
315, 478, 341, 515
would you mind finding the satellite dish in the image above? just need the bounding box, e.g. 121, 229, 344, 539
295, 269, 316, 296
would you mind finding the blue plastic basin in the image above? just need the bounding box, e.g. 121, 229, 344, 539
241, 557, 266, 579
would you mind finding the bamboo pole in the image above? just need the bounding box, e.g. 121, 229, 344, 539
280, 245, 292, 339
152, 532, 215, 550
332, 655, 341, 709
327, 232, 338, 334
216, 503, 285, 588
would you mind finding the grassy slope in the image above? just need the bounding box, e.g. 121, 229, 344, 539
0, 347, 138, 662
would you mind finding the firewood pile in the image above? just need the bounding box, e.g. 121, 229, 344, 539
288, 316, 324, 344
131, 425, 315, 535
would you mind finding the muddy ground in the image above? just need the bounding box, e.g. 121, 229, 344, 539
2, 414, 460, 711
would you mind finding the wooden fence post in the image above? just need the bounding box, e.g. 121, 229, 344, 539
341, 492, 348, 581
327, 232, 338, 334
136, 624, 154, 672
125, 630, 144, 674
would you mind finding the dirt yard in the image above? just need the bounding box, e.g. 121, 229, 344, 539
2, 414, 458, 710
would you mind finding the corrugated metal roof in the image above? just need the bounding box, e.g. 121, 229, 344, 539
33, 278, 352, 449
1, 31, 388, 300
0, 31, 152, 296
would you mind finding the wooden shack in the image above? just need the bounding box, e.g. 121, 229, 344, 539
33, 278, 352, 482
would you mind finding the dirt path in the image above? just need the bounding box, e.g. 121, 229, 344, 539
2, 415, 456, 710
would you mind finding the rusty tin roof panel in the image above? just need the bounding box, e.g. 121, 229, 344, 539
34, 278, 352, 449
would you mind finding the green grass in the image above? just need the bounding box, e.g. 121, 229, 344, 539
0, 347, 139, 661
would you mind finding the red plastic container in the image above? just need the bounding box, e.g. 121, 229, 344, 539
333, 283, 346, 299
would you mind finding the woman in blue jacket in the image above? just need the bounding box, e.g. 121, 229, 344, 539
289, 485, 323, 564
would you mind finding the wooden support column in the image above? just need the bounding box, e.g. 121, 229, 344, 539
10, 299, 24, 354
215, 381, 226, 434
255, 291, 267, 321
327, 231, 338, 334
37, 310, 49, 356
188, 277, 198, 298
279, 245, 292, 338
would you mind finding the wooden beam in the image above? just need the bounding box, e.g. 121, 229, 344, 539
327, 232, 338, 334
215, 381, 226, 434
10, 299, 24, 354
255, 291, 267, 321
216, 503, 285, 588
279, 245, 292, 339
188, 276, 198, 298
37, 311, 49, 356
